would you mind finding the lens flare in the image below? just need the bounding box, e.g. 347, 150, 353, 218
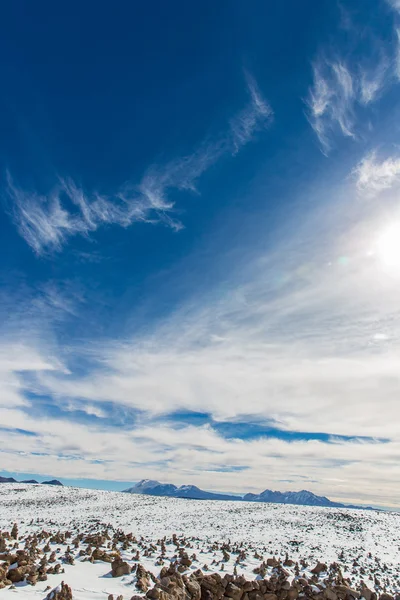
376, 223, 400, 270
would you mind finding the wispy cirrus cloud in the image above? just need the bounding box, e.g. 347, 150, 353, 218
395, 29, 400, 80
354, 151, 400, 195
306, 4, 399, 153
307, 59, 356, 153
386, 0, 400, 11
307, 56, 392, 153
6, 73, 272, 256
6, 172, 182, 256
359, 57, 390, 104
230, 73, 273, 152
1, 154, 400, 505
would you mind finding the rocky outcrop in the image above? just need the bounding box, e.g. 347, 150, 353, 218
44, 582, 72, 600
111, 557, 131, 577
0, 521, 397, 600
92, 548, 118, 563
140, 563, 396, 600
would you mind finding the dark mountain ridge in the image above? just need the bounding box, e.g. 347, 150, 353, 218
0, 476, 63, 486
123, 479, 239, 501
123, 479, 369, 509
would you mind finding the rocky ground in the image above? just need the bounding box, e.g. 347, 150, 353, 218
0, 484, 398, 600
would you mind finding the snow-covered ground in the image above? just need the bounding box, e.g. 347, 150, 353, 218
0, 484, 399, 599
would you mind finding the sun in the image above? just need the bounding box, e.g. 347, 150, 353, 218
375, 223, 400, 270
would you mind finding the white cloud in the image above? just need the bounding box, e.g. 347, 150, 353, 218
354, 151, 400, 195
307, 54, 396, 152
230, 72, 273, 152
4, 71, 400, 505
7, 174, 173, 256
306, 6, 400, 154
0, 402, 398, 506
0, 344, 61, 408
386, 0, 400, 11
307, 60, 356, 153
395, 28, 400, 80
137, 143, 225, 228
3, 171, 400, 506
7, 74, 272, 256
359, 58, 390, 104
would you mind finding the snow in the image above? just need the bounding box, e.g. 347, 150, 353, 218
0, 483, 399, 600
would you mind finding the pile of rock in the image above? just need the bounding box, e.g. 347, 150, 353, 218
140, 562, 399, 600
0, 548, 48, 588
0, 521, 399, 600
44, 581, 72, 600
0, 526, 66, 589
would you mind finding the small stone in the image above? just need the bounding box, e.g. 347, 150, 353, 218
311, 563, 328, 576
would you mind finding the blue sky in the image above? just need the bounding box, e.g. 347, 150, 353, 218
1, 0, 400, 507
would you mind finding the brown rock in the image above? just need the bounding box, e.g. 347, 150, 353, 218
7, 566, 27, 583
137, 577, 150, 592
311, 563, 328, 576
200, 574, 225, 600
283, 560, 295, 567
92, 549, 117, 563
160, 577, 171, 588
27, 571, 38, 586
225, 583, 244, 600
360, 586, 376, 600
111, 558, 131, 577
247, 592, 263, 600
334, 586, 360, 599
11, 524, 18, 540
186, 579, 201, 600
0, 565, 7, 582
181, 557, 192, 567
177, 565, 186, 573
44, 581, 73, 600
266, 558, 279, 568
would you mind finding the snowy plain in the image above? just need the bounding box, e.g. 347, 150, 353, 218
0, 484, 399, 599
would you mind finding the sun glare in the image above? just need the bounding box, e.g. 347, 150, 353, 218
375, 223, 400, 270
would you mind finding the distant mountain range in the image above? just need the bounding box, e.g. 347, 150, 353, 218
124, 479, 239, 501
0, 475, 371, 509
123, 479, 367, 509
0, 476, 63, 486
242, 489, 343, 507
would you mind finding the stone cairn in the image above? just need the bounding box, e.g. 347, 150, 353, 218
0, 524, 398, 600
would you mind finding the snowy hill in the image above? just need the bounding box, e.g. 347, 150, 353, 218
0, 483, 398, 600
